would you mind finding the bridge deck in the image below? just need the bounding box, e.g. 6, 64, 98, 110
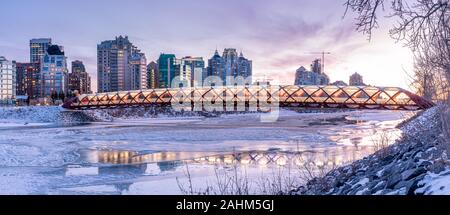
62, 85, 434, 110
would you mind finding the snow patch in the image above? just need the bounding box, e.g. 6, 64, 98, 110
354, 177, 369, 187
416, 168, 450, 195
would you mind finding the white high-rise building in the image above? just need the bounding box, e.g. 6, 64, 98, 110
174, 58, 192, 85
180, 56, 205, 87
0, 56, 16, 105
129, 53, 147, 91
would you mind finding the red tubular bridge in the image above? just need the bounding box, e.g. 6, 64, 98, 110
62, 85, 434, 111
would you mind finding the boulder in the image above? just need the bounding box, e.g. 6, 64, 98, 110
418, 160, 432, 168
402, 167, 427, 181
394, 180, 414, 194
386, 174, 402, 189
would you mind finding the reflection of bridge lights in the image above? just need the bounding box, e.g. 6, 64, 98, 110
89, 148, 378, 172
276, 157, 287, 166
208, 157, 216, 163
120, 152, 127, 158
294, 158, 304, 166
241, 159, 250, 165
315, 161, 324, 167
258, 157, 268, 165
224, 157, 234, 164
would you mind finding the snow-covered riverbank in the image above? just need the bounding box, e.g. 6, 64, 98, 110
292, 106, 449, 195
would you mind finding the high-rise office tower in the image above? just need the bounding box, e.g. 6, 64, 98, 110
206, 48, 252, 86
157, 54, 176, 88
294, 59, 330, 85
30, 38, 52, 63
40, 45, 68, 97
181, 56, 205, 87
222, 48, 239, 82
68, 60, 92, 94
97, 36, 147, 92
174, 58, 192, 87
146, 61, 159, 89
236, 52, 252, 84
128, 53, 147, 91
206, 49, 225, 84
349, 72, 365, 86
15, 62, 40, 98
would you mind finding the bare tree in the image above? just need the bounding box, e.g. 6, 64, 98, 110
344, 0, 449, 85
344, 0, 450, 154
410, 52, 449, 101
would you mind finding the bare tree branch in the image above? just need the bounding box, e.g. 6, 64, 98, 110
344, 0, 386, 40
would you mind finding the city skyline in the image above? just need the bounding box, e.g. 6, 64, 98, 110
1, 0, 414, 92
0, 0, 447, 198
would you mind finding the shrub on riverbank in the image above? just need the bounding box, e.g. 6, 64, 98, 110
439, 103, 450, 156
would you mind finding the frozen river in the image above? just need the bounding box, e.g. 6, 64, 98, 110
0, 107, 414, 194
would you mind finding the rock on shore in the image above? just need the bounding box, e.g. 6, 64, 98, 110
292, 106, 449, 195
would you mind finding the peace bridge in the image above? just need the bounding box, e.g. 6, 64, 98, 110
62, 85, 434, 111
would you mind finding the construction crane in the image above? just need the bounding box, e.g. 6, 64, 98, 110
305, 51, 331, 73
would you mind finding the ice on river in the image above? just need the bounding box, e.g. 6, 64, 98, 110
0, 106, 413, 194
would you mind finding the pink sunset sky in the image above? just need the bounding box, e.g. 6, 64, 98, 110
0, 0, 415, 92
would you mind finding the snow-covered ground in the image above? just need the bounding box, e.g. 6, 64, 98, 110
417, 168, 450, 195
0, 106, 412, 194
